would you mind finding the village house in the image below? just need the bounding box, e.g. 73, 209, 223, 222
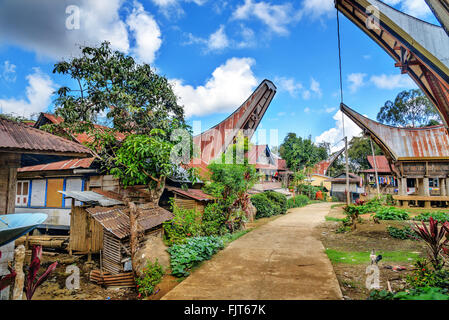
328, 172, 365, 203
342, 103, 449, 208
359, 155, 398, 197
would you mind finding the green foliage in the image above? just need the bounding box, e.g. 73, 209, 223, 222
413, 211, 449, 223
203, 161, 258, 232
287, 195, 310, 209
377, 89, 440, 128
167, 236, 224, 277
163, 204, 203, 245
251, 192, 281, 218
279, 133, 328, 171
393, 287, 449, 300
387, 226, 417, 240
201, 202, 228, 236
373, 207, 410, 220
264, 191, 287, 214
50, 42, 195, 195
347, 135, 383, 171
135, 259, 164, 297
295, 184, 326, 200
368, 289, 395, 300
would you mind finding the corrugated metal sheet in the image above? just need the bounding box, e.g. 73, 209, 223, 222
0, 117, 92, 156
359, 155, 394, 173
59, 191, 123, 207
313, 148, 344, 175
18, 157, 94, 172
341, 103, 449, 160
166, 186, 213, 201
86, 204, 174, 239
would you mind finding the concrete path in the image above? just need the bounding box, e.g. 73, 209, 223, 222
162, 202, 342, 300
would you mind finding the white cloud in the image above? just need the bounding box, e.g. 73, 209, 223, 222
275, 77, 303, 97
302, 90, 311, 100
310, 78, 322, 97
277, 111, 286, 116
383, 0, 432, 18
315, 110, 363, 153
207, 25, 230, 51
0, 68, 56, 118
348, 73, 366, 93
127, 2, 162, 64
0, 1, 166, 65
304, 107, 311, 113
232, 0, 298, 35
370, 74, 416, 90
171, 57, 258, 117
325, 106, 336, 113
2, 61, 16, 83
300, 0, 334, 19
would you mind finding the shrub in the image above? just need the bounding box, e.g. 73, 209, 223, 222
393, 287, 449, 300
387, 226, 417, 240
251, 193, 280, 218
135, 259, 164, 297
406, 259, 449, 290
287, 195, 309, 209
413, 211, 449, 223
167, 236, 224, 277
373, 207, 410, 221
412, 217, 449, 270
163, 205, 203, 245
201, 202, 228, 236
265, 191, 287, 214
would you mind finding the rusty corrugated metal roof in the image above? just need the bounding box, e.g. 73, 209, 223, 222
166, 186, 213, 201
86, 204, 174, 239
0, 117, 92, 156
341, 103, 449, 161
18, 157, 94, 172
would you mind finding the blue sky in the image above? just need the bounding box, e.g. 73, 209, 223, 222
0, 0, 439, 152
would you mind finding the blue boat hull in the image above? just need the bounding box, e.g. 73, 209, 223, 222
0, 213, 48, 247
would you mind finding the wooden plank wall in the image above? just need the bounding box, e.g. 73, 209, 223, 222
0, 153, 20, 214
69, 206, 103, 254
174, 197, 205, 214
103, 231, 127, 274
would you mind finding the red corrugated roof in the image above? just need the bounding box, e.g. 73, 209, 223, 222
18, 157, 94, 172
39, 113, 126, 144
167, 186, 213, 201
0, 117, 92, 156
359, 155, 394, 173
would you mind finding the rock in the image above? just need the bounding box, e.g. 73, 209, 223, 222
134, 235, 171, 277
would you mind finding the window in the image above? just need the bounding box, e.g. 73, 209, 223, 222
16, 181, 29, 207
30, 180, 46, 207
64, 178, 83, 207
429, 178, 439, 188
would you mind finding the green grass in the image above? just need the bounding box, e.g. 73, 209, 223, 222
221, 229, 251, 246
325, 249, 421, 264
325, 216, 345, 222
331, 203, 345, 209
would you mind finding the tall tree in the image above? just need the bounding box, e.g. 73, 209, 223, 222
377, 89, 440, 127
279, 133, 328, 171
49, 42, 195, 203
347, 135, 383, 171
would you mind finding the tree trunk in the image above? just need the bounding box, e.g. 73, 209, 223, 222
128, 202, 140, 276
12, 245, 25, 300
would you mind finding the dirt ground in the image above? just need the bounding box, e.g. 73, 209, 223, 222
29, 214, 283, 300
316, 204, 429, 300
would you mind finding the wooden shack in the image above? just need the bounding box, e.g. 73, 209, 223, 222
86, 203, 173, 275
164, 186, 213, 214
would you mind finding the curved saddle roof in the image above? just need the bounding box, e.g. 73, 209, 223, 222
340, 103, 449, 161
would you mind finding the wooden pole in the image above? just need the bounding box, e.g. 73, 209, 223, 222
12, 245, 25, 300
345, 136, 350, 205
129, 202, 139, 275
370, 137, 380, 195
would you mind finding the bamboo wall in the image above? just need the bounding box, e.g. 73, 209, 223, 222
69, 205, 103, 254
0, 153, 19, 214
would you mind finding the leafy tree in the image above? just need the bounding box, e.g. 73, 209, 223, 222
279, 133, 328, 171
377, 89, 440, 127
347, 135, 383, 172
203, 139, 259, 232
49, 42, 195, 203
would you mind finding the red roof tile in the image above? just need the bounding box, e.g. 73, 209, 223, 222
167, 186, 213, 201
